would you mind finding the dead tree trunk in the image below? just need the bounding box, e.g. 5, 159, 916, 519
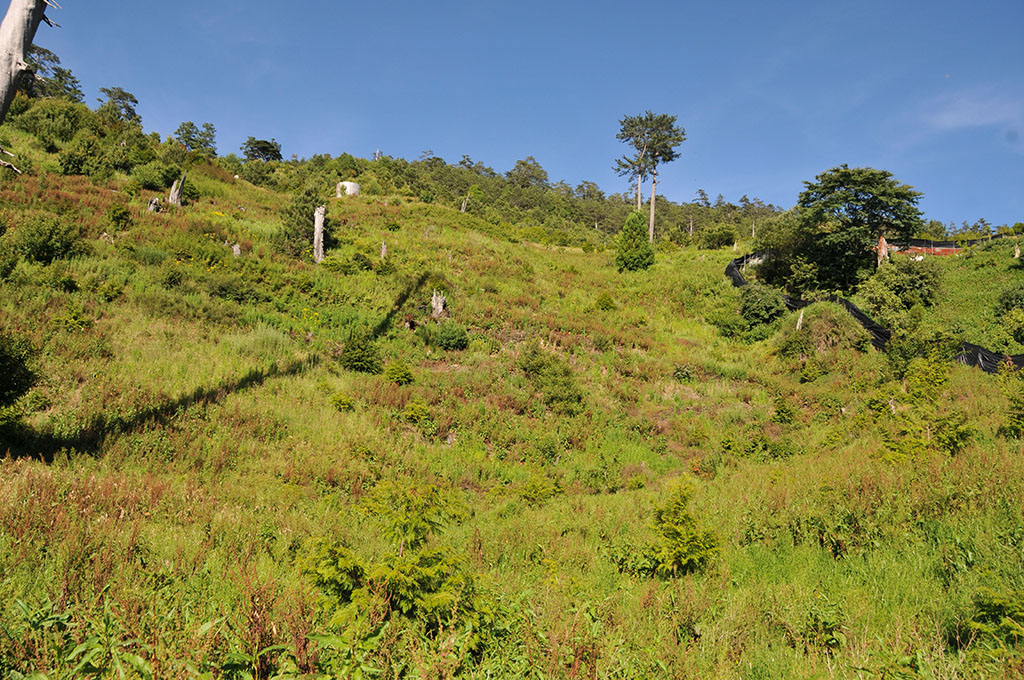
460, 195, 468, 213
380, 239, 387, 260
647, 168, 658, 244
313, 205, 326, 263
168, 171, 187, 206
430, 289, 447, 319
0, 0, 49, 172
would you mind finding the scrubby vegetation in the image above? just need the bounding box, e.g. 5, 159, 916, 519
2, 68, 1024, 679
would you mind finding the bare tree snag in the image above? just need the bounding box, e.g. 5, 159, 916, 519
460, 195, 468, 213
0, 0, 48, 125
430, 289, 447, 319
0, 0, 50, 171
0, 144, 20, 173
380, 239, 386, 260
313, 205, 325, 263
877, 234, 889, 267
647, 168, 658, 243
147, 197, 161, 212
168, 171, 187, 206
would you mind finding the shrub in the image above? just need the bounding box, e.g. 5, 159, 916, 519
131, 160, 180, 190
998, 284, 1024, 315
383, 360, 414, 385
338, 333, 382, 374
740, 283, 787, 328
860, 255, 941, 327
958, 588, 1024, 649
515, 343, 584, 414
608, 481, 718, 578
775, 302, 871, 360
106, 204, 133, 230
698, 223, 736, 249
329, 392, 355, 411
595, 292, 616, 311
0, 333, 37, 408
615, 211, 654, 272
12, 213, 85, 264
436, 321, 469, 351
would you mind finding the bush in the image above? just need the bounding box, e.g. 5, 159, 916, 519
998, 284, 1024, 315
608, 481, 718, 578
131, 160, 181, 191
106, 204, 133, 230
698, 223, 736, 249
436, 321, 469, 351
775, 302, 871, 360
338, 333, 382, 374
11, 213, 85, 264
615, 211, 654, 272
329, 392, 355, 411
516, 343, 584, 414
740, 283, 787, 328
0, 333, 37, 408
860, 255, 940, 327
595, 292, 616, 311
383, 360, 414, 385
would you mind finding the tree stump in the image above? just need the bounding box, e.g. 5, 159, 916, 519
147, 197, 161, 213
380, 240, 387, 260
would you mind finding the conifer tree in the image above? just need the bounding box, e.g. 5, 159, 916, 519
615, 211, 655, 272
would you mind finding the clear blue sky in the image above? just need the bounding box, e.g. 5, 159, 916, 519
38, 0, 1024, 226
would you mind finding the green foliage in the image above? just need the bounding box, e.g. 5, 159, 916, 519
106, 204, 133, 230
803, 593, 848, 651
609, 481, 719, 578
363, 481, 465, 551
329, 392, 355, 411
278, 185, 332, 258
615, 211, 655, 272
12, 98, 90, 146
515, 342, 584, 414
761, 166, 924, 292
740, 283, 787, 328
860, 256, 941, 328
338, 333, 383, 374
11, 213, 85, 264
997, 284, 1024, 316
0, 332, 37, 409
961, 588, 1024, 649
131, 160, 180, 190
775, 302, 871, 361
436, 321, 469, 351
383, 360, 414, 385
595, 292, 616, 311
241, 136, 282, 162
698, 223, 736, 249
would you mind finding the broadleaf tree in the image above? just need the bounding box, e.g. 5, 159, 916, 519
758, 165, 924, 293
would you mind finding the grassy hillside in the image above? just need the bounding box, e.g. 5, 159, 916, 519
2, 137, 1024, 678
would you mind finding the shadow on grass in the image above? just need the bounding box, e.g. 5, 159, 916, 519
371, 272, 431, 339
1, 355, 316, 462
